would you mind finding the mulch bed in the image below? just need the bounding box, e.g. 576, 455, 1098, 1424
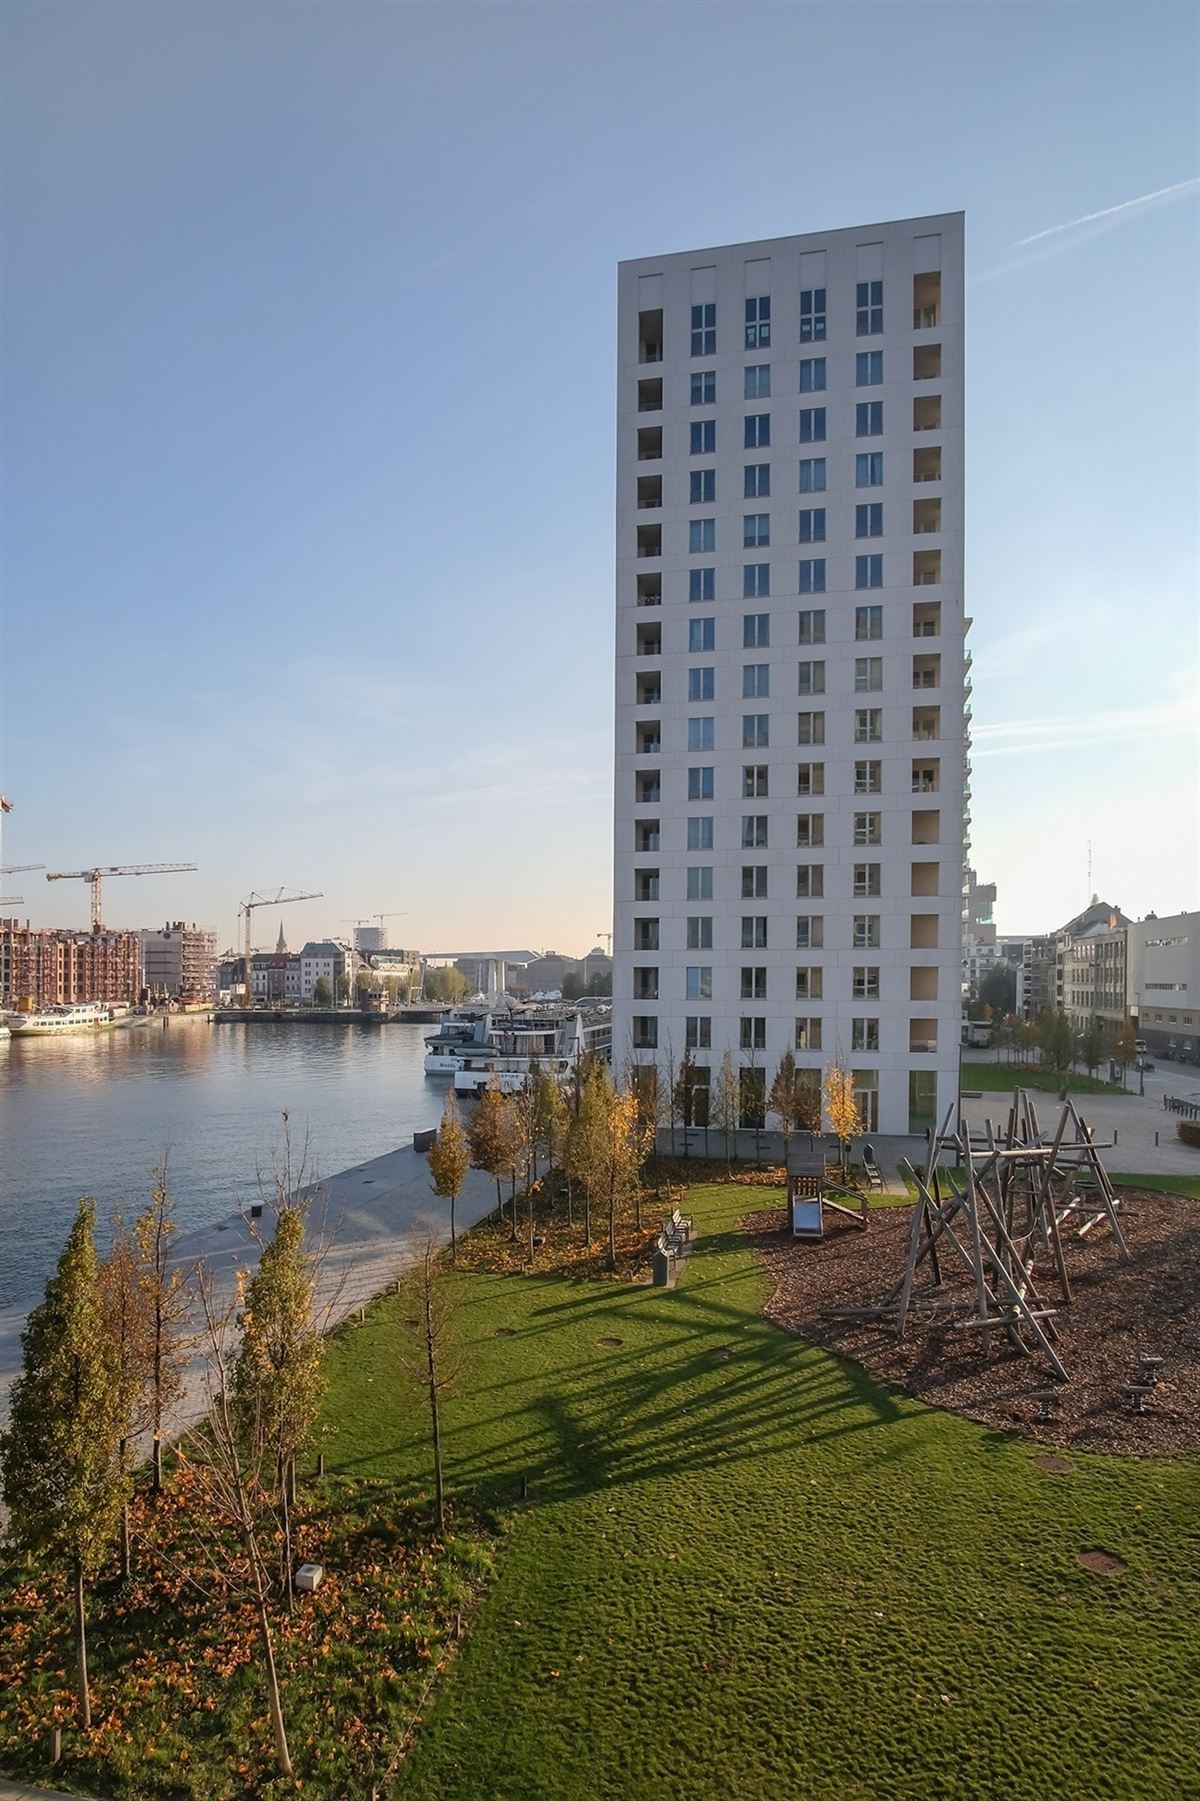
744, 1190, 1199, 1456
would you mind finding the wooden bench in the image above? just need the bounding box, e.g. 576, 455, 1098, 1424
863, 1156, 885, 1194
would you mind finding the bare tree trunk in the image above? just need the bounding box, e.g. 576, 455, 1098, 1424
450, 1193, 457, 1265
528, 1182, 535, 1264
583, 1186, 591, 1247
152, 1423, 163, 1495
607, 1178, 616, 1273
73, 1559, 91, 1730
252, 1578, 292, 1775
566, 1177, 573, 1230
425, 1280, 445, 1532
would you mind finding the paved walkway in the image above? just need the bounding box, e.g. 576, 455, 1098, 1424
958, 1083, 1199, 1177
0, 1781, 100, 1800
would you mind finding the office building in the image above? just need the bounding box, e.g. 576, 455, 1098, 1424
613, 214, 966, 1134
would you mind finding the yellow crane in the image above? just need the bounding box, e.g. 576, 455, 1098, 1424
46, 862, 197, 933
239, 888, 323, 1000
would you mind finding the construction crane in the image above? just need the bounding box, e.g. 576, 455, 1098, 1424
46, 862, 197, 934
345, 911, 409, 946
0, 864, 44, 907
596, 930, 613, 954
239, 888, 323, 999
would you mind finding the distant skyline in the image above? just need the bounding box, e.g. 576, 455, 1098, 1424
2, 1, 1197, 947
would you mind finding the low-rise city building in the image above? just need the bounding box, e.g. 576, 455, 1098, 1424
140, 920, 218, 1003
1128, 911, 1199, 1061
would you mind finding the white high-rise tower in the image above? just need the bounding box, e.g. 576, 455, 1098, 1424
612, 214, 966, 1136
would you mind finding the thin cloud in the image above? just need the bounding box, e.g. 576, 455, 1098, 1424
974, 688, 1198, 759
1014, 178, 1199, 247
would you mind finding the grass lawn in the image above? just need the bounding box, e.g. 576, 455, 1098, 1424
322, 1182, 1198, 1801
961, 1062, 1125, 1096
1109, 1172, 1200, 1199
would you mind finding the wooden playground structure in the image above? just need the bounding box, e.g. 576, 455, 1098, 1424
819, 1091, 1129, 1382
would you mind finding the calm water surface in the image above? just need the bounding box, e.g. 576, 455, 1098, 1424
0, 1020, 441, 1317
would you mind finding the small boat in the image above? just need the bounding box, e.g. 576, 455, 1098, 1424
423, 1009, 492, 1075
8, 1002, 117, 1037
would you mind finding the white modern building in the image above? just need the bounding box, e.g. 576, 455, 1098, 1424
613, 214, 967, 1135
1128, 912, 1199, 1060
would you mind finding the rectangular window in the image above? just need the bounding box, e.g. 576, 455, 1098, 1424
686, 716, 714, 751
799, 287, 826, 342
689, 519, 715, 554
745, 295, 771, 348
856, 554, 884, 590
743, 563, 770, 598
742, 713, 769, 747
797, 711, 825, 745
688, 667, 714, 702
685, 1015, 712, 1049
745, 413, 771, 448
744, 463, 771, 498
796, 813, 824, 847
741, 815, 768, 848
798, 560, 826, 594
743, 613, 770, 648
856, 503, 883, 538
685, 964, 713, 999
690, 468, 716, 504
795, 967, 824, 1001
855, 604, 883, 640
856, 452, 884, 487
852, 966, 881, 1000
856, 279, 883, 335
741, 916, 769, 949
744, 365, 771, 400
854, 657, 883, 692
686, 815, 714, 850
795, 1017, 823, 1051
632, 1016, 658, 1050
851, 1018, 880, 1052
686, 867, 713, 901
799, 357, 827, 393
799, 407, 826, 443
854, 760, 882, 793
743, 513, 770, 548
688, 617, 715, 653
798, 508, 826, 543
856, 350, 883, 385
853, 811, 882, 845
741, 865, 768, 898
854, 708, 883, 743
855, 401, 883, 437
690, 370, 716, 406
687, 765, 714, 799
796, 864, 825, 898
691, 302, 716, 357
689, 567, 715, 603
796, 915, 824, 949
797, 761, 825, 796
690, 419, 716, 455
742, 764, 768, 798
798, 660, 826, 695
853, 914, 881, 948
740, 1016, 767, 1051
740, 966, 768, 1000
853, 863, 881, 897
797, 608, 826, 645
742, 663, 770, 698
686, 916, 713, 950
799, 457, 826, 493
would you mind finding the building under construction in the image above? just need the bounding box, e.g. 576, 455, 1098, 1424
0, 920, 144, 1010
140, 921, 219, 1004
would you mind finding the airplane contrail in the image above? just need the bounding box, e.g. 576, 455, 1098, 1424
1014, 177, 1199, 247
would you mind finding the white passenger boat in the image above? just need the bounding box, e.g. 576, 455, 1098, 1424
8, 1002, 117, 1037
451, 1007, 612, 1097
423, 1009, 492, 1075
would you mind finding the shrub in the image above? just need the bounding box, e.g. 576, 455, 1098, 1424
1178, 1119, 1200, 1149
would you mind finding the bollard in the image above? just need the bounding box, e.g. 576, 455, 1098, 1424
317, 1453, 325, 1478
1113, 1130, 1118, 1145
519, 1473, 529, 1500
1155, 1132, 1159, 1146
51, 1726, 62, 1764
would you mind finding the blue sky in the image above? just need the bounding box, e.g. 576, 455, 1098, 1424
2, 0, 1197, 951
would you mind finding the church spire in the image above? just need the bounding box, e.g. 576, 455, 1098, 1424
276, 922, 288, 955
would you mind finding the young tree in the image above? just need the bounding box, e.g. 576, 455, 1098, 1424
661, 1036, 681, 1156
396, 1242, 464, 1532
741, 1042, 766, 1166
185, 1267, 294, 1777
0, 1201, 127, 1728
769, 1050, 800, 1161
796, 1069, 823, 1141
1081, 1020, 1106, 1080
564, 1063, 610, 1246
713, 1050, 740, 1177
627, 1061, 660, 1222
598, 1086, 647, 1272
312, 975, 332, 1008
823, 1059, 863, 1178
429, 1089, 472, 1264
132, 1164, 187, 1495
468, 1078, 517, 1227
233, 1205, 326, 1592
1117, 1017, 1137, 1086
535, 1064, 568, 1179
100, 1218, 155, 1579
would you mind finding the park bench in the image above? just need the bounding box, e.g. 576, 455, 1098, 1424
863, 1156, 885, 1194
662, 1206, 694, 1254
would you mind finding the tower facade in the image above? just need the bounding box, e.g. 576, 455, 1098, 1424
613, 214, 966, 1136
